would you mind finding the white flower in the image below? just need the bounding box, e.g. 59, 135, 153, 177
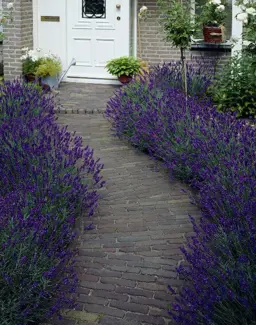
20, 54, 28, 61
216, 4, 225, 12
31, 56, 38, 62
210, 0, 221, 5
246, 7, 256, 15
236, 12, 248, 22
139, 5, 148, 13
243, 40, 251, 46
7, 2, 13, 9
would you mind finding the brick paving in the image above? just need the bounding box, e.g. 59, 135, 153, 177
55, 83, 119, 114
53, 83, 200, 325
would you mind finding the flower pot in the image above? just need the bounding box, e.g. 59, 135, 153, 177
41, 75, 59, 89
203, 26, 223, 43
118, 75, 132, 84
24, 73, 36, 83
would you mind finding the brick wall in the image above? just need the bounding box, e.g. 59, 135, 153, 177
3, 0, 33, 80
137, 0, 231, 67
0, 42, 3, 75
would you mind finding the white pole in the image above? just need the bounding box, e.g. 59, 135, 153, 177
133, 0, 138, 57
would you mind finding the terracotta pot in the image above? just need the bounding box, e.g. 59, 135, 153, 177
118, 75, 132, 84
24, 73, 36, 82
203, 26, 223, 43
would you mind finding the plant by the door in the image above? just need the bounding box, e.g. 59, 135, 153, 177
20, 48, 62, 89
197, 0, 227, 43
105, 56, 141, 84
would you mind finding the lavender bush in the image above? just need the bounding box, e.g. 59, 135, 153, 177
106, 65, 256, 324
0, 80, 104, 324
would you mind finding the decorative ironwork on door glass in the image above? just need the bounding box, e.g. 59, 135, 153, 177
82, 0, 106, 18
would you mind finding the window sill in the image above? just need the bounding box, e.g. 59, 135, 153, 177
191, 40, 232, 52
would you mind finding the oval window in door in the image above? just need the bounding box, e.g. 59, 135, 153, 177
82, 0, 106, 19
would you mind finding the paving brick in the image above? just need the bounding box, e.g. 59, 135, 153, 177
115, 286, 154, 298
78, 295, 108, 306
80, 281, 115, 292
137, 282, 167, 292
110, 300, 149, 314
79, 250, 107, 258
122, 273, 156, 283
84, 304, 125, 318
149, 307, 170, 317
100, 277, 136, 288
125, 312, 166, 325
86, 268, 122, 278
130, 296, 168, 309
154, 292, 174, 301
107, 253, 143, 262
92, 289, 129, 302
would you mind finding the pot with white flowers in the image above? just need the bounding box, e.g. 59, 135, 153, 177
20, 48, 43, 83
197, 0, 227, 43
20, 48, 62, 89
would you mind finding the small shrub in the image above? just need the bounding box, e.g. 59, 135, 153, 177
105, 56, 141, 77
35, 57, 62, 77
210, 53, 256, 117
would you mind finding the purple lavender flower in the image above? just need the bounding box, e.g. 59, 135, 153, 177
106, 63, 256, 325
0, 80, 104, 324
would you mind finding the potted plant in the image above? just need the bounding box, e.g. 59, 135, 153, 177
35, 54, 62, 89
105, 56, 141, 84
20, 48, 44, 82
197, 0, 227, 43
21, 48, 62, 89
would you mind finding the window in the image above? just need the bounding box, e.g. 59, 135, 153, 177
82, 0, 106, 19
192, 0, 232, 41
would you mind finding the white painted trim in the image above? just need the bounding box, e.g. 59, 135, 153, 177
231, 0, 243, 56
33, 0, 39, 48
63, 77, 121, 85
133, 0, 138, 57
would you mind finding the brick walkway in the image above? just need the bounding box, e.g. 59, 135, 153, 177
54, 83, 200, 325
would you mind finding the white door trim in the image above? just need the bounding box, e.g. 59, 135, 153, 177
33, 0, 138, 84
133, 0, 138, 57
33, 0, 39, 49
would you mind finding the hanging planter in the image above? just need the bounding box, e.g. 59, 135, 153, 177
203, 26, 224, 43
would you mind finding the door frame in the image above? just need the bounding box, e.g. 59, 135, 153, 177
32, 0, 138, 84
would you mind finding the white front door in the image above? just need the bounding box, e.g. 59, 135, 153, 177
67, 0, 130, 80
